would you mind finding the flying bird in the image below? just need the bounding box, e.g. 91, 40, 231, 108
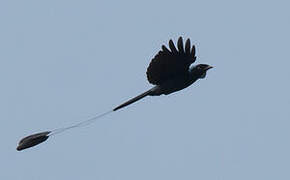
113, 37, 213, 111
17, 37, 213, 151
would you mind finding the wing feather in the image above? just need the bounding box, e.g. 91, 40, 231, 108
146, 37, 197, 85
169, 40, 178, 54
162, 45, 171, 54
185, 39, 191, 55
191, 45, 196, 59
177, 37, 184, 53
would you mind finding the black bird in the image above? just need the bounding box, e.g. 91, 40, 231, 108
113, 37, 213, 111
16, 37, 212, 151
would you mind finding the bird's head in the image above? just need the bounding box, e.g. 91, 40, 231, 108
189, 64, 213, 79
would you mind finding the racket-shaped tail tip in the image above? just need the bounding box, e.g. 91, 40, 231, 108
17, 131, 51, 151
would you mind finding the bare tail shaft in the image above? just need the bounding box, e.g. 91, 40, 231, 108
113, 88, 154, 111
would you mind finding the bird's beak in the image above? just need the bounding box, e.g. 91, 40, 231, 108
205, 66, 213, 70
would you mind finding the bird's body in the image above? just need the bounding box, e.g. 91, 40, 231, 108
113, 37, 212, 111
150, 71, 198, 96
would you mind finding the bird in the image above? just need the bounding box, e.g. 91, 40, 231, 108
113, 37, 213, 111
16, 37, 213, 151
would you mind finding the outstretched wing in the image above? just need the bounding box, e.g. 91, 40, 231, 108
146, 37, 196, 85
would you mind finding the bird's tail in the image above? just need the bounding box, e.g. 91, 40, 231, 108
113, 87, 156, 111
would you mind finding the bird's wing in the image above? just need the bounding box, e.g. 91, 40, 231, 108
146, 37, 197, 85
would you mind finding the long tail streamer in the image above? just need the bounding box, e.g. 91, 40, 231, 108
49, 110, 114, 136
16, 110, 114, 151
17, 88, 152, 151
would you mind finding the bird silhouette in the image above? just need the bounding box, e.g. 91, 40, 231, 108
17, 37, 213, 151
113, 37, 213, 111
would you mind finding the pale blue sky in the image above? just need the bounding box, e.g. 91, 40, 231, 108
1, 0, 290, 179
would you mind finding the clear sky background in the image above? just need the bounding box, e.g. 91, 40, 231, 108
1, 0, 290, 179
